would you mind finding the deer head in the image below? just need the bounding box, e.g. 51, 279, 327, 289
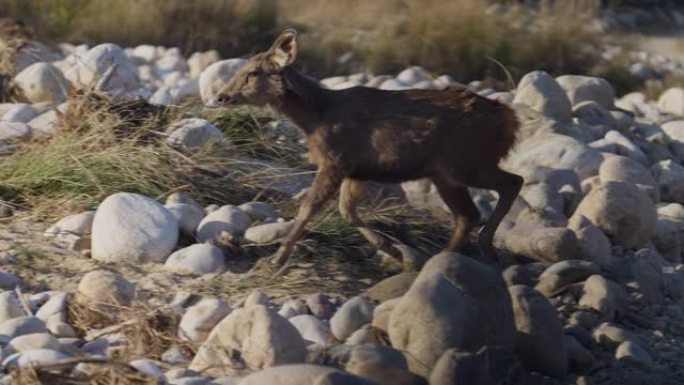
210, 29, 298, 108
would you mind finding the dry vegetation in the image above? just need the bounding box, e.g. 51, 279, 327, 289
0, 0, 614, 83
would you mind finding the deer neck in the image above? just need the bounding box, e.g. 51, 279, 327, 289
276, 67, 327, 134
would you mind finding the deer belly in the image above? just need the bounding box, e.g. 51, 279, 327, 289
349, 157, 430, 182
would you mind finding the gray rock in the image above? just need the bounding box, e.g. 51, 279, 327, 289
179, 297, 231, 343
572, 181, 657, 249
502, 263, 547, 287
14, 62, 69, 104
43, 211, 94, 246
306, 294, 335, 319
592, 322, 631, 349
0, 122, 31, 142
7, 333, 60, 354
0, 292, 24, 323
503, 226, 578, 262
2, 104, 38, 123
568, 216, 613, 269
330, 296, 374, 341
615, 340, 653, 369
652, 159, 684, 204
388, 253, 515, 376
564, 335, 596, 374
362, 273, 418, 303
556, 75, 615, 110
509, 285, 567, 378
166, 203, 205, 236
91, 193, 179, 263
3, 348, 69, 368
579, 275, 622, 320
244, 291, 271, 307
599, 154, 658, 202
289, 315, 332, 346
64, 43, 139, 95
196, 205, 251, 242
604, 131, 649, 166
189, 305, 306, 377
0, 317, 47, 338
278, 299, 309, 319
658, 87, 684, 116
651, 218, 683, 262
238, 202, 278, 222
514, 71, 572, 123
165, 244, 225, 276
244, 221, 294, 244
505, 133, 603, 180
129, 359, 166, 382
199, 59, 247, 106
535, 260, 600, 296
166, 118, 226, 150
77, 270, 134, 307
35, 292, 68, 321
429, 346, 520, 385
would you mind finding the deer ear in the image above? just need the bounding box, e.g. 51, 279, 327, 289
268, 29, 298, 68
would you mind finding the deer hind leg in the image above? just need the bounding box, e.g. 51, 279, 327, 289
469, 167, 523, 261
431, 176, 481, 252
338, 178, 395, 253
271, 166, 343, 267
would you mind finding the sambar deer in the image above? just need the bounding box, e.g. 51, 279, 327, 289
209, 29, 523, 269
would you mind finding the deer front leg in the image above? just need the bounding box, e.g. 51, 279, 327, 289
271, 166, 343, 267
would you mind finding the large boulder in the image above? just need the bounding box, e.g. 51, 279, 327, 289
189, 305, 307, 377
513, 71, 572, 123
14, 62, 69, 104
388, 252, 515, 376
91, 193, 178, 263
508, 285, 567, 378
572, 181, 657, 249
556, 75, 615, 110
199, 59, 247, 106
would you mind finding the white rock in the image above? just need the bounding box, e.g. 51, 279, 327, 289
188, 50, 220, 79
91, 193, 178, 263
166, 118, 225, 150
658, 87, 684, 116
65, 43, 140, 95
661, 120, 684, 160
278, 299, 308, 319
244, 221, 294, 244
2, 104, 38, 123
379, 79, 410, 91
0, 122, 31, 142
8, 333, 60, 354
43, 211, 94, 244
35, 292, 68, 321
238, 202, 278, 222
129, 359, 166, 382
189, 305, 307, 377
288, 315, 332, 346
199, 59, 247, 106
330, 296, 374, 341
3, 349, 69, 368
149, 87, 173, 106
235, 365, 340, 385
604, 130, 649, 165
652, 160, 684, 204
165, 244, 225, 276
244, 291, 271, 308
131, 45, 158, 64
46, 318, 77, 338
0, 316, 47, 338
77, 270, 134, 306
165, 203, 204, 236
14, 62, 69, 104
0, 292, 24, 323
514, 71, 572, 123
615, 341, 653, 368
396, 66, 432, 86
196, 205, 251, 241
15, 42, 59, 72
556, 75, 615, 110
179, 297, 231, 343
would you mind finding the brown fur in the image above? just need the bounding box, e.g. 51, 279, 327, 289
213, 29, 523, 268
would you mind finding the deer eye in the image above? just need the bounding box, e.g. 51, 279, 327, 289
247, 70, 260, 79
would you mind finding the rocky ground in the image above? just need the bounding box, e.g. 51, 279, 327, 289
0, 19, 683, 385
